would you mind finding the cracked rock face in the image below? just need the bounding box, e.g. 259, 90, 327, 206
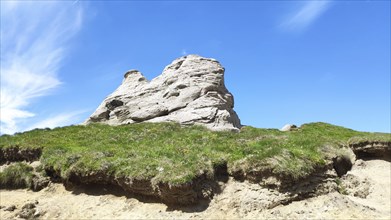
85, 55, 241, 131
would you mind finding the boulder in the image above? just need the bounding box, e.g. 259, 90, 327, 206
17, 202, 38, 219
280, 124, 297, 131
85, 55, 241, 131
31, 175, 50, 191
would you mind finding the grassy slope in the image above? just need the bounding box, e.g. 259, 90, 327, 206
0, 122, 389, 185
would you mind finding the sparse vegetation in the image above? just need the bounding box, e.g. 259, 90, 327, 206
335, 177, 348, 195
0, 122, 389, 187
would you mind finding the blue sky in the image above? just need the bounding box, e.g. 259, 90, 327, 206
1, 0, 390, 134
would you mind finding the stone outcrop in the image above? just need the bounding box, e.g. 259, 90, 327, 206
84, 55, 241, 131
280, 124, 297, 132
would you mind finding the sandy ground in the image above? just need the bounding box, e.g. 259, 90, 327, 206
1, 159, 390, 219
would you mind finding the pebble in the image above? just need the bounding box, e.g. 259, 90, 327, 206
34, 209, 41, 217
4, 205, 16, 212
22, 202, 36, 209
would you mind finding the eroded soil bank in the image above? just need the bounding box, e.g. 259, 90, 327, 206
1, 159, 390, 219
1, 139, 390, 219
0, 146, 343, 207
0, 147, 41, 165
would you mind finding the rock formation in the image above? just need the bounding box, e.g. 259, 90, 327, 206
84, 55, 241, 131
280, 124, 297, 131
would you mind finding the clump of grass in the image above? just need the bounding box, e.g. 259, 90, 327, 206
335, 177, 348, 195
0, 122, 390, 186
0, 162, 34, 188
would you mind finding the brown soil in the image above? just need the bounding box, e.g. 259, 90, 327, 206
0, 147, 42, 165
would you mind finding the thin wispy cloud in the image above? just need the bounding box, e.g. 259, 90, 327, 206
0, 2, 84, 134
26, 110, 88, 131
280, 1, 332, 32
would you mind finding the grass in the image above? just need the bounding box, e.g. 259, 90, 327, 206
0, 122, 389, 185
0, 162, 34, 188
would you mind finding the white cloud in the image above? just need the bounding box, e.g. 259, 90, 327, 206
0, 1, 84, 134
181, 49, 188, 56
25, 110, 88, 131
280, 1, 332, 32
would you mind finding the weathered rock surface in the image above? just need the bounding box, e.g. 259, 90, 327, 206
84, 55, 241, 131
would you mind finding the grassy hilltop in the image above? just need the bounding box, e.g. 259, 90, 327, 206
1, 122, 389, 189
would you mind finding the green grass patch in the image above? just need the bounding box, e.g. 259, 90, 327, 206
0, 122, 389, 185
0, 162, 34, 188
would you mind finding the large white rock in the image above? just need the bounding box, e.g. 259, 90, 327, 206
280, 124, 297, 131
84, 55, 241, 131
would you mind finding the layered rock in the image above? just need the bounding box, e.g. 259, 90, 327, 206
84, 55, 241, 131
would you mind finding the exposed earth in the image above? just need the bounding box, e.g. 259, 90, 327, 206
1, 159, 390, 219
